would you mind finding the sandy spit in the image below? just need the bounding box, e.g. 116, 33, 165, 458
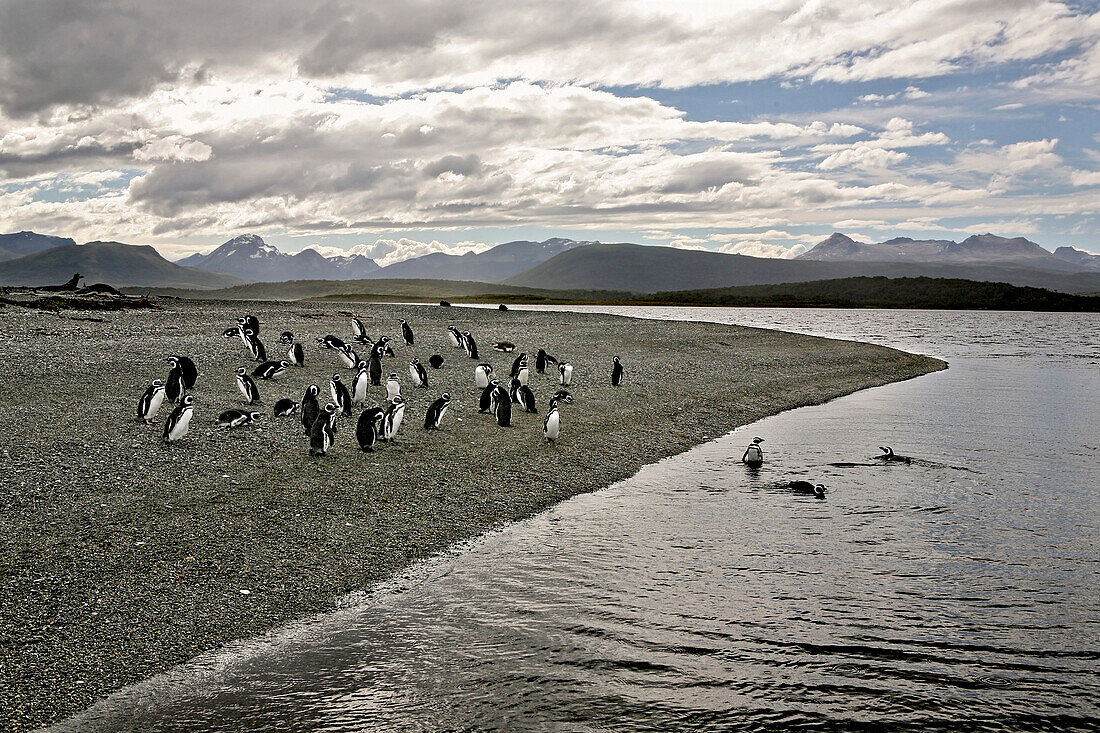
0, 300, 943, 730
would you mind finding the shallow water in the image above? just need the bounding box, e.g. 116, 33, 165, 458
59, 309, 1100, 732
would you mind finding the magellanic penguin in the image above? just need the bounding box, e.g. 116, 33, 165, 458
252, 360, 289, 380
447, 326, 462, 348
535, 349, 557, 374
492, 341, 516, 353
165, 362, 186, 404
428, 354, 444, 369
317, 334, 346, 351
400, 319, 415, 346
167, 355, 198, 389
381, 396, 406, 442
559, 362, 573, 387
878, 446, 912, 464
368, 353, 383, 386
357, 406, 385, 451
742, 437, 764, 466
215, 409, 261, 428
309, 403, 337, 456
493, 384, 512, 427
509, 376, 522, 404
236, 367, 262, 404
136, 379, 166, 424
162, 395, 194, 443
611, 356, 624, 386
238, 314, 260, 337
301, 385, 320, 435
351, 314, 368, 343
480, 379, 500, 413
475, 363, 493, 389
273, 398, 300, 417
518, 384, 538, 413
788, 480, 827, 498
509, 353, 526, 378
553, 389, 574, 404
543, 398, 560, 443
423, 393, 451, 429
386, 373, 401, 400
223, 326, 242, 341
338, 345, 360, 370
409, 358, 428, 388
243, 329, 266, 362
331, 374, 353, 416
462, 330, 479, 359
281, 332, 305, 367
373, 336, 395, 358
517, 359, 529, 387
351, 361, 370, 405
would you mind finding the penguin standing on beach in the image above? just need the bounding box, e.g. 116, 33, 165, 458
331, 374, 353, 417
238, 315, 260, 337
518, 384, 538, 413
559, 362, 573, 387
357, 407, 384, 451
409, 358, 428, 388
493, 384, 512, 427
273, 398, 300, 417
351, 314, 368, 343
165, 360, 186, 403
400, 319, 415, 346
168, 355, 198, 389
535, 349, 557, 374
351, 361, 370, 405
423, 393, 451, 429
381, 396, 406, 442
136, 379, 166, 424
611, 356, 624, 386
162, 396, 194, 443
338, 344, 360, 370
462, 330, 479, 359
309, 403, 337, 456
516, 358, 530, 387
281, 332, 305, 367
509, 353, 526, 378
374, 336, 396, 358
244, 329, 266, 362
544, 398, 560, 443
235, 367, 262, 404
480, 379, 500, 413
301, 385, 320, 435
475, 363, 493, 389
368, 352, 383, 386
447, 326, 462, 348
386, 373, 401, 400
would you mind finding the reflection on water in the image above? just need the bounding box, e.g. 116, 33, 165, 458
60, 309, 1100, 732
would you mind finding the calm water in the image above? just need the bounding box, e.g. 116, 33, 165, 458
58, 309, 1100, 732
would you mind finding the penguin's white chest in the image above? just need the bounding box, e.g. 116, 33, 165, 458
561, 365, 573, 385
147, 389, 165, 418
387, 380, 401, 399
545, 411, 560, 440
475, 368, 489, 388
237, 377, 251, 401
409, 365, 422, 385
352, 373, 368, 401
518, 367, 529, 386
169, 409, 193, 440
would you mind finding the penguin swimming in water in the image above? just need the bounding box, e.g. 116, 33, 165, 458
351, 361, 370, 405
400, 319, 414, 346
252, 360, 289, 380
368, 353, 383, 386
136, 379, 166, 424
559, 362, 573, 387
447, 326, 462, 348
543, 398, 560, 443
611, 356, 624, 386
162, 395, 194, 443
493, 384, 512, 427
409, 358, 428, 388
492, 341, 516, 353
215, 409, 261, 428
428, 354, 444, 369
518, 384, 538, 413
165, 361, 186, 404
301, 385, 320, 435
475, 363, 493, 389
742, 437, 764, 466
479, 379, 500, 413
338, 345, 360, 369
317, 334, 346, 351
381, 396, 406, 442
243, 329, 266, 362
236, 367, 262, 405
309, 403, 337, 456
281, 331, 305, 367
462, 330, 478, 359
273, 398, 300, 417
331, 374, 353, 417
788, 481, 827, 498
877, 446, 912, 464
535, 349, 557, 374
167, 355, 198, 389
386, 373, 401, 400
357, 406, 385, 451
423, 393, 451, 429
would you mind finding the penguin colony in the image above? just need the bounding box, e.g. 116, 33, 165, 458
135, 310, 623, 453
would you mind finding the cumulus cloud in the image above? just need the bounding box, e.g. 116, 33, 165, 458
717, 240, 807, 258
301, 238, 491, 266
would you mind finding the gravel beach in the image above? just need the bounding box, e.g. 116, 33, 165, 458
0, 300, 943, 730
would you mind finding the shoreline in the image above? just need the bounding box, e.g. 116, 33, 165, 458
0, 301, 944, 731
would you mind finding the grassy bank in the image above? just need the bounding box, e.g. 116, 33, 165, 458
0, 301, 944, 730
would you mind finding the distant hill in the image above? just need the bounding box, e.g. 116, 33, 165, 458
798, 232, 1084, 271
1053, 246, 1100, 271
0, 242, 245, 289
643, 276, 1100, 312
505, 242, 1100, 294
181, 234, 381, 281
0, 231, 77, 261
366, 238, 594, 282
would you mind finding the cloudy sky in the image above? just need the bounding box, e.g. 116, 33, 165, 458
0, 0, 1097, 263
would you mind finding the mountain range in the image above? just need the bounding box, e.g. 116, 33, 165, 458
0, 231, 76, 261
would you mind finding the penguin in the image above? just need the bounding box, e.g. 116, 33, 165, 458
553, 389, 574, 404
509, 353, 525, 377
428, 354, 444, 369
223, 326, 242, 340
462, 330, 478, 359
351, 361, 370, 405
381, 396, 406, 442
236, 367, 262, 404
236, 323, 252, 351
309, 403, 337, 456
518, 384, 538, 413
611, 356, 624, 386
492, 341, 516, 353
357, 406, 385, 451
167, 355, 198, 389
742, 437, 764, 466
378, 335, 396, 358
281, 331, 305, 367
517, 359, 529, 387
301, 384, 320, 435
165, 362, 186, 403
439, 300, 451, 307
543, 399, 560, 443
331, 374, 353, 416
215, 409, 261, 428
238, 314, 260, 337
535, 349, 557, 374
493, 385, 512, 427
351, 314, 367, 343
498, 303, 509, 311
368, 353, 383, 386
244, 329, 266, 362
479, 379, 500, 413
317, 334, 346, 351
409, 358, 428, 388
338, 345, 360, 369
386, 373, 401, 400
252, 360, 289, 380
878, 446, 912, 464
136, 379, 166, 424
475, 363, 493, 389
162, 395, 194, 443
400, 318, 414, 346
273, 398, 300, 417
447, 326, 462, 348
423, 393, 451, 429
509, 376, 522, 404
788, 481, 827, 498
559, 362, 573, 387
